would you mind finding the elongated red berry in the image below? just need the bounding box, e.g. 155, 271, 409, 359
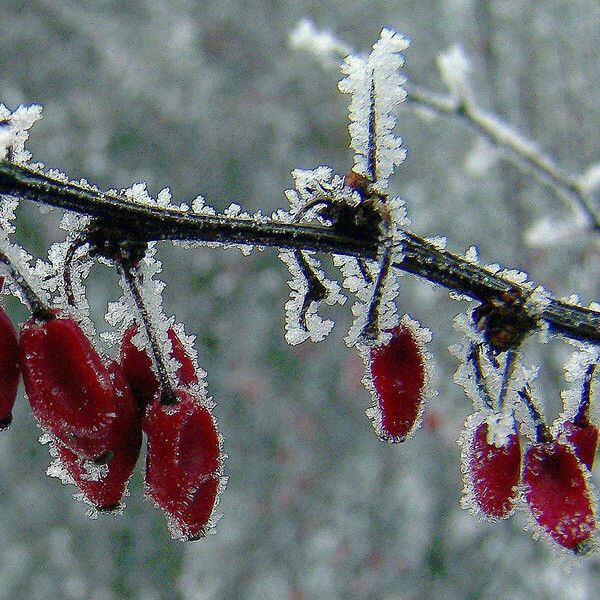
47, 361, 142, 510
460, 413, 521, 519
20, 312, 122, 459
144, 389, 222, 541
120, 324, 198, 411
523, 440, 596, 550
560, 421, 599, 471
0, 306, 20, 430
364, 317, 428, 442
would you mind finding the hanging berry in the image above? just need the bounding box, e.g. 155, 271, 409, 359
523, 440, 596, 551
120, 324, 198, 412
0, 306, 20, 430
49, 361, 142, 511
144, 388, 223, 541
362, 316, 429, 442
460, 412, 522, 519
20, 311, 129, 459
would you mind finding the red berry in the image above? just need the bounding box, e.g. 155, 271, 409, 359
560, 421, 599, 471
144, 388, 222, 541
461, 413, 521, 519
523, 440, 596, 550
47, 361, 141, 510
364, 318, 427, 441
0, 306, 20, 430
120, 324, 198, 411
20, 312, 124, 459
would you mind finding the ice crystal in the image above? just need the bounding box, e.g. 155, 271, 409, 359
437, 45, 471, 99
0, 103, 42, 164
288, 18, 351, 66
338, 28, 408, 188
279, 249, 346, 345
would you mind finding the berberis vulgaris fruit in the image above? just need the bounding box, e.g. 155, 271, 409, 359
144, 388, 222, 541
461, 413, 522, 519
120, 324, 198, 411
20, 311, 131, 460
0, 305, 20, 429
523, 440, 596, 551
48, 360, 142, 511
364, 318, 427, 442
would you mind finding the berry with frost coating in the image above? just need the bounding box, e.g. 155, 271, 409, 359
523, 440, 596, 551
144, 388, 222, 540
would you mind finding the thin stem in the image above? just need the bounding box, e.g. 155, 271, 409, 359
467, 343, 493, 409
518, 386, 552, 444
0, 161, 598, 344
0, 248, 51, 318
292, 249, 327, 332
574, 363, 597, 427
63, 236, 90, 308
407, 86, 600, 230
361, 243, 392, 342
367, 74, 377, 182
497, 351, 517, 411
120, 265, 177, 405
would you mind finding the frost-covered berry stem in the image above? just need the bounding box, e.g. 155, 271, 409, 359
120, 265, 177, 405
0, 249, 51, 318
574, 363, 597, 427
518, 386, 552, 444
0, 161, 598, 345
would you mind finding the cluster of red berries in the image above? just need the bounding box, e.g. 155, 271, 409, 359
0, 285, 222, 541
460, 375, 598, 552
361, 313, 598, 553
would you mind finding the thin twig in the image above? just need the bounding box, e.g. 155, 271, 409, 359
406, 87, 600, 230
0, 160, 598, 344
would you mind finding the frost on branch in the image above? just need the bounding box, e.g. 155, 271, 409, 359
0, 103, 42, 164
279, 249, 345, 345
338, 28, 408, 188
288, 18, 351, 66
436, 45, 471, 100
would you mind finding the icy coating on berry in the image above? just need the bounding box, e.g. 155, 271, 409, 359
523, 441, 596, 550
362, 315, 430, 442
144, 389, 225, 541
459, 413, 521, 519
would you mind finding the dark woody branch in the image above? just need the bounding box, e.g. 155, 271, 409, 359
0, 160, 598, 344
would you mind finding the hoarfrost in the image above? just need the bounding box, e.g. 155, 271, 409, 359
333, 254, 400, 347
279, 249, 346, 345
0, 103, 42, 164
338, 28, 408, 188
579, 163, 600, 195
437, 45, 471, 99
288, 18, 351, 66
525, 214, 591, 248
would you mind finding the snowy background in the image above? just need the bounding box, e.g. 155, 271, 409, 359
0, 1, 599, 598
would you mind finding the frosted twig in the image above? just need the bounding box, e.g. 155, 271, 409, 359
120, 265, 177, 404
407, 86, 600, 230
0, 245, 51, 317
0, 161, 598, 345
289, 20, 600, 231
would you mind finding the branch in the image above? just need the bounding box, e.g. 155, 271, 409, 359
406, 87, 600, 230
1, 160, 598, 344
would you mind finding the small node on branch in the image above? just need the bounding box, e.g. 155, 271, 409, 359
473, 288, 538, 353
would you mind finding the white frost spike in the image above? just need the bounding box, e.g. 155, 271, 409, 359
333, 254, 400, 347
338, 29, 409, 188
0, 103, 43, 164
289, 18, 352, 66
279, 249, 346, 345
0, 194, 19, 234
437, 45, 471, 99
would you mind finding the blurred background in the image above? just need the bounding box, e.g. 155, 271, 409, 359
0, 0, 599, 598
